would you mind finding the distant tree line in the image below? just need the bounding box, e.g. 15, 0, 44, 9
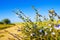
0, 19, 11, 24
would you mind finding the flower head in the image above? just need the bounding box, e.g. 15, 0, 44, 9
51, 32, 55, 35
30, 33, 36, 37
54, 24, 60, 30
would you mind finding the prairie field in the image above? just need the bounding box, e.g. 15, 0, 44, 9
0, 20, 60, 40
0, 24, 22, 40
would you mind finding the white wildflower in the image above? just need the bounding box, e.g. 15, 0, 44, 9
30, 33, 36, 36
51, 32, 55, 35
48, 24, 51, 26
39, 30, 43, 33
45, 32, 48, 35
50, 28, 52, 31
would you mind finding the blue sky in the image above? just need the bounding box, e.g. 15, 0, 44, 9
0, 0, 60, 22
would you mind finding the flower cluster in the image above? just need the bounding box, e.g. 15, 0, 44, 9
14, 7, 60, 40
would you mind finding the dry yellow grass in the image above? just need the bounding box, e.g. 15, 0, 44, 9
0, 20, 60, 40
0, 24, 14, 30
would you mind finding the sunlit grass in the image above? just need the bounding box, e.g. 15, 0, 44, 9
0, 24, 14, 30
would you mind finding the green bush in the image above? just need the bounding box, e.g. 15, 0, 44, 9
2, 19, 11, 24
0, 22, 3, 24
